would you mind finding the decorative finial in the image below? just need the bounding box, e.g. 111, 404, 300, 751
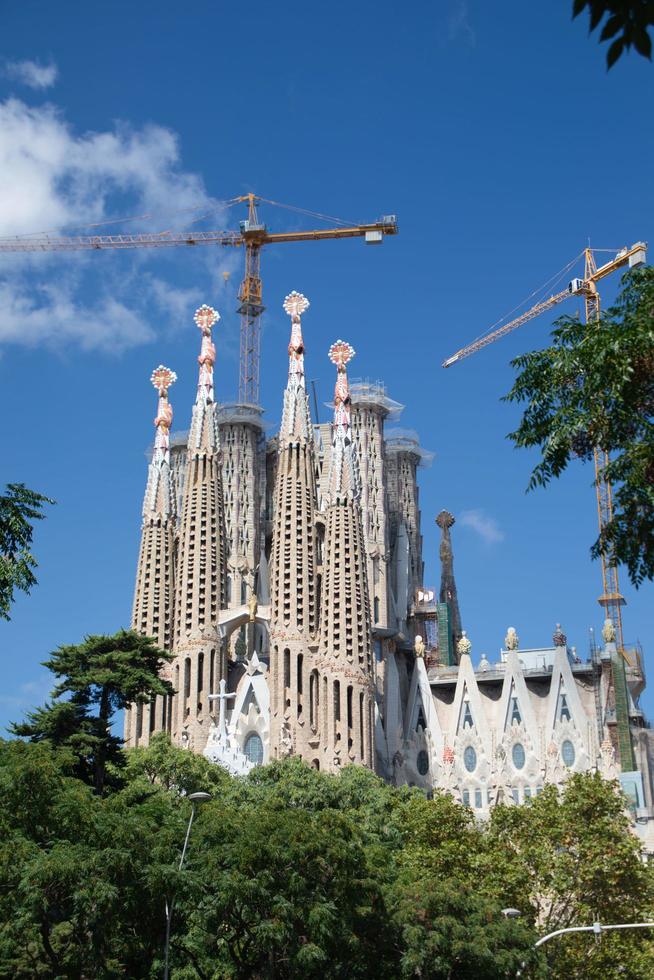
283, 290, 310, 319
414, 634, 426, 658
328, 339, 356, 369
457, 630, 471, 657
478, 653, 490, 672
151, 365, 175, 461
553, 624, 567, 648
504, 627, 519, 651
436, 510, 455, 531
151, 365, 177, 395
194, 304, 220, 332
193, 305, 219, 403
283, 291, 308, 392
601, 617, 616, 645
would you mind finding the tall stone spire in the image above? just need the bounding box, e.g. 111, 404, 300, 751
318, 341, 375, 771
279, 290, 312, 443
172, 305, 226, 751
436, 510, 463, 662
189, 304, 220, 450
269, 292, 320, 762
127, 365, 178, 747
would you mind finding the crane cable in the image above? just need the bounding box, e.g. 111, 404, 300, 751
460, 251, 585, 351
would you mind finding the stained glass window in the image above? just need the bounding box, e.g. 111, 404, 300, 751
244, 732, 264, 766
512, 743, 526, 770
464, 745, 477, 773
417, 750, 429, 775
561, 740, 575, 767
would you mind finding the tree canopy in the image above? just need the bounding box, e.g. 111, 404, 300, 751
1, 734, 653, 978
0, 482, 54, 620
11, 630, 173, 794
4, 638, 653, 976
504, 266, 654, 587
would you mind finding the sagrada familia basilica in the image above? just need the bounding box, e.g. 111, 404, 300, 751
125, 293, 654, 845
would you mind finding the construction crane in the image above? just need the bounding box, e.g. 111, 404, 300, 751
443, 241, 647, 657
0, 193, 398, 404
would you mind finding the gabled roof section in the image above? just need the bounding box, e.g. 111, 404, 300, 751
450, 653, 491, 756
545, 646, 588, 735
497, 651, 539, 745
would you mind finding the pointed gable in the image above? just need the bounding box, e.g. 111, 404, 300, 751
545, 647, 588, 736
450, 653, 491, 756
497, 651, 539, 745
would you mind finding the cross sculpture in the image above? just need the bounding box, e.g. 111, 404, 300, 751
208, 678, 236, 743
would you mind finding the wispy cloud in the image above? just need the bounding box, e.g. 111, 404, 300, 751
0, 95, 227, 353
4, 58, 58, 90
449, 1, 476, 47
459, 509, 504, 545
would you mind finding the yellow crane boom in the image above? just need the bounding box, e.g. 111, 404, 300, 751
443, 242, 647, 368
0, 193, 398, 404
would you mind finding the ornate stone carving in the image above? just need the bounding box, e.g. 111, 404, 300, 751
504, 626, 519, 651
457, 630, 471, 657
552, 623, 567, 648
602, 617, 616, 645
414, 634, 426, 658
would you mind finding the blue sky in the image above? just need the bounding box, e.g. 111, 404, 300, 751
1, 0, 652, 728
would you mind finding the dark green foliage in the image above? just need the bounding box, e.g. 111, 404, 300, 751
2, 731, 652, 979
573, 1, 654, 66
11, 630, 173, 794
0, 483, 54, 620
504, 267, 654, 587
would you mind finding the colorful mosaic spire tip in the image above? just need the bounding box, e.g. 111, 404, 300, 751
283, 291, 310, 318
194, 304, 220, 332
150, 365, 177, 394
328, 339, 355, 368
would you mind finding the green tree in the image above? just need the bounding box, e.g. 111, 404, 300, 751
0, 737, 196, 978
573, 1, 654, 67
504, 266, 654, 587
0, 483, 53, 620
483, 773, 654, 978
11, 630, 173, 795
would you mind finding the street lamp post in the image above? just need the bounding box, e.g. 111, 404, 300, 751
515, 919, 654, 976
163, 791, 212, 980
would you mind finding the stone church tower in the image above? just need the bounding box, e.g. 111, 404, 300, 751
268, 292, 320, 762
317, 340, 374, 770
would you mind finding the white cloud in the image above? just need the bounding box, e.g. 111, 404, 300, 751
459, 509, 504, 545
449, 1, 476, 47
4, 59, 58, 90
0, 96, 223, 352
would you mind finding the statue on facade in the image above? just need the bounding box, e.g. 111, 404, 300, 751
248, 591, 258, 623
